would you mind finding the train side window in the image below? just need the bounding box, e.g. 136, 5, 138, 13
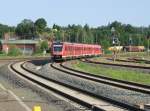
65, 46, 67, 51
68, 46, 70, 51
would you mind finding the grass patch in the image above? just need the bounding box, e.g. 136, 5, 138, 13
72, 61, 150, 85
104, 52, 149, 58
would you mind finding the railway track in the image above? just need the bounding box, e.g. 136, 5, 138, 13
50, 62, 150, 110
10, 61, 129, 111
0, 56, 50, 62
53, 62, 150, 95
107, 58, 140, 63
128, 58, 150, 64
83, 58, 150, 69
107, 58, 150, 64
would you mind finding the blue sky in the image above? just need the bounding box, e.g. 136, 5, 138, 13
0, 0, 149, 27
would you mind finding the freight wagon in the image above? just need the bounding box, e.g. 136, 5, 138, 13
123, 46, 145, 52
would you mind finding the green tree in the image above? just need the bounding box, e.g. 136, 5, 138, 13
100, 39, 110, 49
15, 19, 35, 39
124, 24, 135, 33
53, 24, 61, 31
35, 18, 47, 34
0, 24, 15, 38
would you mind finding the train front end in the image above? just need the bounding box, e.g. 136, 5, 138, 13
51, 42, 63, 60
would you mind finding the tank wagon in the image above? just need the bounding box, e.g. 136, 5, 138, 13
51, 42, 102, 60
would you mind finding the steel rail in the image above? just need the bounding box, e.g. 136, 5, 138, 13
51, 63, 146, 111
128, 58, 150, 64
10, 62, 97, 111
0, 57, 50, 62
59, 62, 150, 94
10, 61, 126, 111
83, 59, 150, 69
107, 58, 150, 64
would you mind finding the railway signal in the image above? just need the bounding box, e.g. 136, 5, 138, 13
147, 34, 150, 56
111, 27, 119, 62
112, 37, 119, 61
112, 37, 119, 45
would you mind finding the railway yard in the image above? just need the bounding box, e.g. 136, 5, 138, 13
1, 1, 150, 111
0, 55, 150, 111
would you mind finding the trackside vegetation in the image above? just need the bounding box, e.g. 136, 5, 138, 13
7, 45, 22, 56
1, 19, 150, 50
72, 61, 150, 85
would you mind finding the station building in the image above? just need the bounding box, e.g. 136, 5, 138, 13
0, 33, 39, 55
0, 39, 39, 54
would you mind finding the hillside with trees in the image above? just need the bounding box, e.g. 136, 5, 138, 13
0, 19, 150, 49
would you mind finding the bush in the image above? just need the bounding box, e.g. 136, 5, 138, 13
104, 49, 112, 54
34, 45, 43, 54
8, 45, 22, 56
0, 51, 3, 54
0, 51, 6, 56
40, 40, 48, 51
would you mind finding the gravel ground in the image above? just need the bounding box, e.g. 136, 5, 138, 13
25, 61, 150, 108
0, 61, 10, 67
0, 63, 80, 111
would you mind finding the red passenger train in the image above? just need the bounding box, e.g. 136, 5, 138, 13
51, 42, 102, 60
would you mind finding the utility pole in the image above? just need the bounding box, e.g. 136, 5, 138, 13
76, 31, 78, 43
23, 35, 25, 56
69, 33, 70, 42
129, 36, 132, 57
96, 33, 98, 44
139, 27, 143, 54
62, 30, 65, 42
147, 34, 150, 56
148, 39, 150, 56
66, 30, 70, 43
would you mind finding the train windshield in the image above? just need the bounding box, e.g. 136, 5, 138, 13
54, 46, 62, 52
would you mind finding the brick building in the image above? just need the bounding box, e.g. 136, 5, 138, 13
1, 40, 39, 54
0, 33, 39, 55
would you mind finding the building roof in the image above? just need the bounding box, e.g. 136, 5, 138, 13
0, 39, 39, 44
